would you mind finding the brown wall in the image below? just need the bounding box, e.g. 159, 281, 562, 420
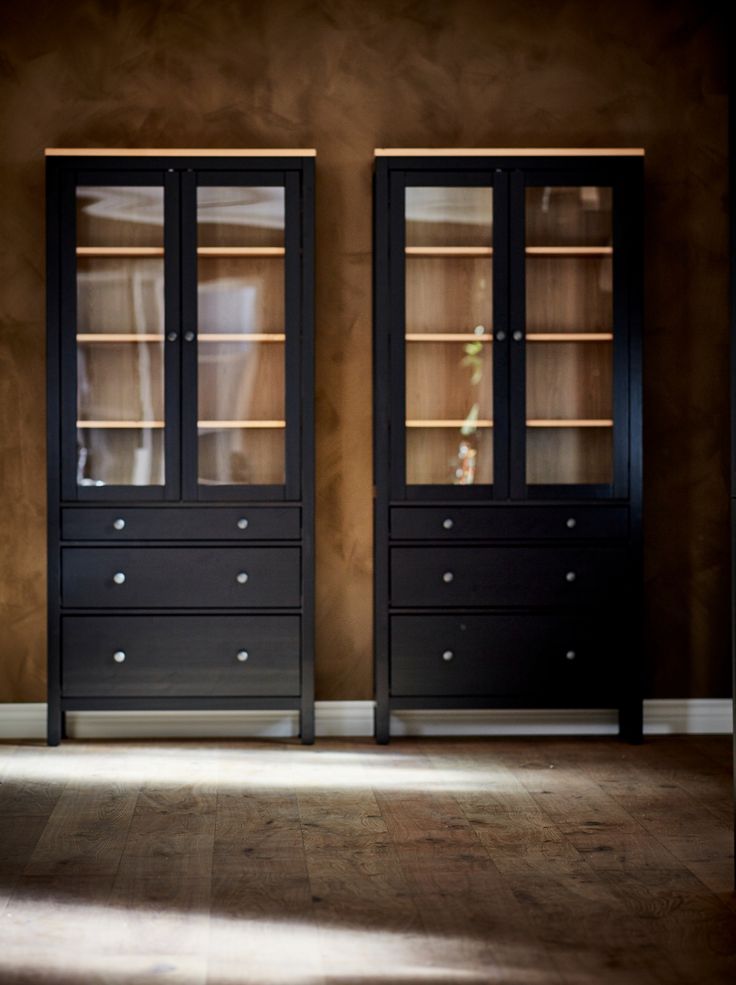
0, 0, 728, 702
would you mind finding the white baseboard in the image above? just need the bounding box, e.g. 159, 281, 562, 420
0, 699, 732, 741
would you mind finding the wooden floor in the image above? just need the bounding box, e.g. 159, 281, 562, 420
0, 737, 733, 984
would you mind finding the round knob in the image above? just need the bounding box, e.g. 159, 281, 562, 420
113, 650, 126, 664
237, 518, 249, 530
565, 650, 576, 661
184, 331, 195, 342
113, 572, 126, 585
167, 331, 178, 342
565, 571, 576, 583
236, 572, 249, 584
113, 518, 126, 531
236, 650, 249, 663
442, 650, 454, 662
566, 517, 577, 529
442, 518, 454, 530
512, 330, 523, 342
495, 330, 506, 342
442, 571, 454, 584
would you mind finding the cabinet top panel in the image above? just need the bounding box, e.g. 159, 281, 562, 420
45, 148, 317, 157
374, 148, 644, 157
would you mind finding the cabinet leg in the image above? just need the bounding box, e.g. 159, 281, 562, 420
47, 705, 62, 747
375, 702, 390, 744
300, 705, 315, 745
619, 702, 643, 744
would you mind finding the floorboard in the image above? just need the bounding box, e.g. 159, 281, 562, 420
0, 737, 732, 984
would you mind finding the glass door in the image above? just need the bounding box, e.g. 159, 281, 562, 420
512, 173, 627, 498
397, 174, 505, 498
63, 174, 179, 500
182, 173, 298, 500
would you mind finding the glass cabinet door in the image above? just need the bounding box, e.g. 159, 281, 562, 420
188, 177, 293, 497
402, 182, 496, 492
520, 180, 621, 494
72, 181, 172, 495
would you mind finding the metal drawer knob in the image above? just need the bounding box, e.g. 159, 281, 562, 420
495, 330, 506, 342
237, 518, 249, 530
236, 572, 249, 584
442, 518, 454, 530
565, 650, 576, 661
566, 517, 577, 529
113, 650, 126, 664
236, 650, 249, 662
113, 518, 126, 531
442, 650, 454, 662
565, 571, 576, 583
167, 331, 178, 342
512, 330, 523, 342
113, 572, 126, 585
184, 331, 195, 342
442, 571, 454, 584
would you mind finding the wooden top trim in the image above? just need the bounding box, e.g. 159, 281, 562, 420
46, 148, 317, 157
375, 148, 645, 157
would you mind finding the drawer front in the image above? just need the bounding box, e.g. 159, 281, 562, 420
62, 615, 300, 697
391, 546, 627, 607
391, 613, 616, 698
62, 547, 301, 608
61, 507, 300, 541
390, 506, 629, 541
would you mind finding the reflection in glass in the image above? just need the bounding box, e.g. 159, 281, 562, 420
525, 186, 612, 247
197, 186, 285, 248
406, 187, 493, 247
197, 258, 284, 335
198, 429, 285, 486
77, 259, 164, 335
77, 428, 164, 486
76, 187, 164, 248
77, 342, 164, 424
526, 429, 612, 485
526, 343, 612, 421
405, 186, 493, 484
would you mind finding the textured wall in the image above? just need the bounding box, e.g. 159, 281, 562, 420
0, 0, 728, 702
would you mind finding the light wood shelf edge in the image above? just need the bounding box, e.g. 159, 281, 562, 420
526, 419, 613, 428
77, 334, 164, 342
375, 148, 644, 157
197, 247, 285, 257
198, 420, 286, 429
198, 333, 286, 342
77, 247, 164, 256
77, 421, 165, 428
406, 246, 493, 256
526, 333, 613, 342
47, 148, 317, 157
526, 246, 613, 256
406, 333, 492, 342
406, 420, 494, 428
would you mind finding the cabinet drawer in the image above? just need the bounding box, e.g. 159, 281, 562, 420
391, 613, 615, 698
391, 546, 627, 607
62, 615, 300, 697
61, 547, 301, 608
390, 506, 628, 541
61, 507, 300, 541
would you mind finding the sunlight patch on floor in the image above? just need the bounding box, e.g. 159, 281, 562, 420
0, 744, 524, 795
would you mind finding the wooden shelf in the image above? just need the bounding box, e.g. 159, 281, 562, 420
526, 333, 613, 342
405, 246, 493, 257
197, 247, 284, 257
525, 246, 612, 256
197, 333, 286, 342
197, 420, 286, 429
406, 333, 492, 342
526, 419, 613, 428
77, 334, 164, 343
406, 420, 493, 429
77, 421, 164, 429
76, 247, 164, 257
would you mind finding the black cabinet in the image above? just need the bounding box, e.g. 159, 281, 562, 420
374, 149, 643, 742
47, 149, 315, 743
